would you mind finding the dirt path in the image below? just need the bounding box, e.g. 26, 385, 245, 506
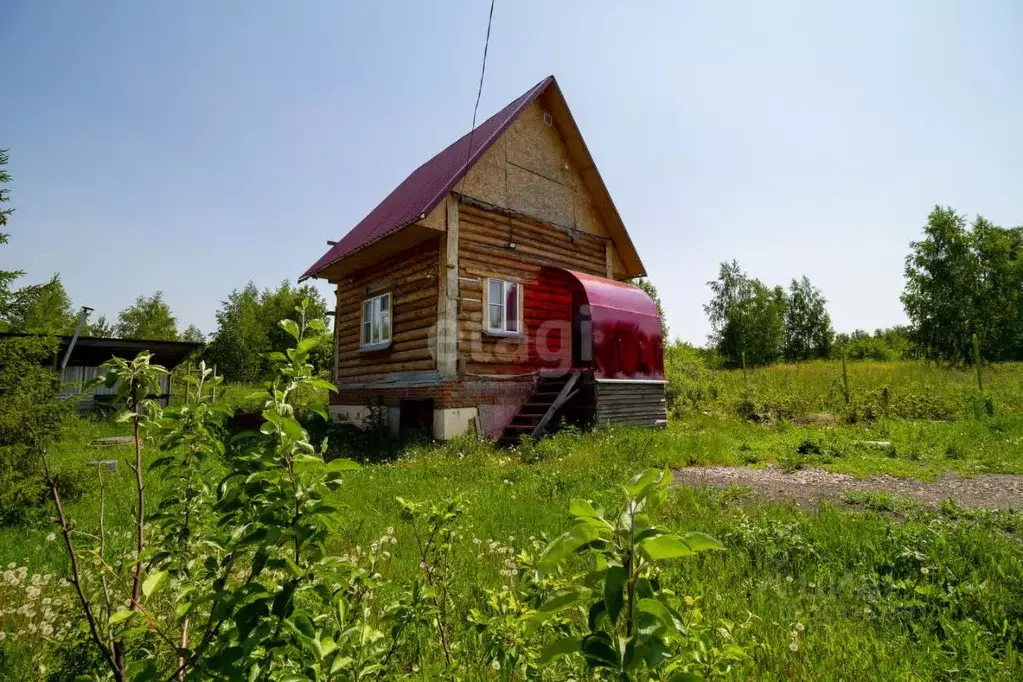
674, 466, 1023, 510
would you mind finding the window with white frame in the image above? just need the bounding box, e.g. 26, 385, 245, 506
361, 293, 391, 348
486, 278, 520, 334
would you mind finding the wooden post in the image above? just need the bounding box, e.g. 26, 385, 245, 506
972, 333, 983, 391
436, 194, 460, 378
741, 351, 748, 389
841, 348, 850, 404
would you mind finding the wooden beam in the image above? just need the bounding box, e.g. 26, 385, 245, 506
531, 370, 581, 438
436, 194, 459, 377
605, 241, 614, 279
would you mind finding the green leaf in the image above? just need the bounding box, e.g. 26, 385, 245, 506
603, 565, 627, 625
539, 637, 581, 665
637, 598, 679, 634
625, 468, 664, 496
682, 531, 725, 552
638, 534, 693, 561
297, 336, 322, 355
569, 498, 600, 519
527, 586, 592, 636
142, 570, 168, 598
109, 609, 134, 625
325, 458, 361, 473
537, 586, 592, 615
581, 632, 619, 668
291, 610, 316, 637
537, 523, 600, 574
668, 673, 706, 682
279, 416, 306, 441
279, 319, 301, 341
305, 377, 338, 392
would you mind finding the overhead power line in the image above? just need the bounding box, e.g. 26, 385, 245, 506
465, 0, 496, 166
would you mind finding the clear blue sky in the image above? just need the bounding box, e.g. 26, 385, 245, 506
3, 1, 1021, 343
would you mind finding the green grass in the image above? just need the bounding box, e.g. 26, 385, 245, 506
3, 362, 1023, 679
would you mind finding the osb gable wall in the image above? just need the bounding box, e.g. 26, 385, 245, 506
334, 238, 439, 381
453, 99, 627, 278
457, 204, 603, 375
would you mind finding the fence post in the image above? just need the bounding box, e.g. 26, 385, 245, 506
841, 348, 850, 404
972, 333, 983, 391
741, 350, 748, 388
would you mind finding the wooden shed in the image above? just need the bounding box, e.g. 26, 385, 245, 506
302, 75, 666, 441
0, 332, 200, 410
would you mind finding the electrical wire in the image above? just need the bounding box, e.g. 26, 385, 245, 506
465, 0, 496, 167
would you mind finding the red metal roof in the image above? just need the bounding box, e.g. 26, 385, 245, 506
302, 76, 556, 280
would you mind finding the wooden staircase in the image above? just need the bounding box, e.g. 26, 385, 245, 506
497, 371, 581, 447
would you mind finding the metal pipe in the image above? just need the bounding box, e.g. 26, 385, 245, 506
59, 306, 93, 373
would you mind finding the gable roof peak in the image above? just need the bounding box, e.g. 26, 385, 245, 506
302, 75, 556, 280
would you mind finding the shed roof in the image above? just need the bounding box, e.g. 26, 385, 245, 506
302, 75, 644, 280
0, 333, 200, 369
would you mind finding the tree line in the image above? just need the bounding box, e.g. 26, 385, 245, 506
699, 205, 1021, 366
0, 149, 333, 382
0, 272, 334, 381
702, 262, 835, 366
902, 206, 1023, 363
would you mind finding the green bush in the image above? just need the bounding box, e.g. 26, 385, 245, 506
0, 336, 71, 526
664, 341, 720, 415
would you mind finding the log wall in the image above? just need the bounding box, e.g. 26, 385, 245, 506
457, 203, 607, 376
333, 239, 439, 381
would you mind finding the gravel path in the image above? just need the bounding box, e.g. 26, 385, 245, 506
674, 466, 1023, 510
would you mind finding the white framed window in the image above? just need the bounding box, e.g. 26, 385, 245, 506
361, 293, 391, 349
485, 278, 521, 335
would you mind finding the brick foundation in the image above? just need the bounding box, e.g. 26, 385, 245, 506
331, 377, 536, 439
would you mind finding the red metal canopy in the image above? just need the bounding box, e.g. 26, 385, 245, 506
561, 270, 665, 381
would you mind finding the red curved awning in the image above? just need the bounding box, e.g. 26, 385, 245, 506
558, 269, 665, 380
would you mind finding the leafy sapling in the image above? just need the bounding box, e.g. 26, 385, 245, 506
534, 468, 729, 680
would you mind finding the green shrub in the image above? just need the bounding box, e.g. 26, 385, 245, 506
664, 341, 720, 415
0, 336, 71, 526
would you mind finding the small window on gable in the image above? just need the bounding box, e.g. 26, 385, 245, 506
361, 293, 391, 349
485, 278, 521, 335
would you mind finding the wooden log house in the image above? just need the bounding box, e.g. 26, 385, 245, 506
301, 76, 666, 441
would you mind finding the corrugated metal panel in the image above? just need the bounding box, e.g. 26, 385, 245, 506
58, 366, 170, 400
301, 76, 555, 280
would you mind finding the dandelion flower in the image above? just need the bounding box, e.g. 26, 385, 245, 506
46, 533, 56, 542
795, 622, 805, 633
491, 660, 501, 671
789, 642, 798, 652
920, 567, 929, 575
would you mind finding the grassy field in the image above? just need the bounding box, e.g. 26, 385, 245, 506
2, 361, 1022, 679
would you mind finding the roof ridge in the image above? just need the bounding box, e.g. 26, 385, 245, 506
301, 75, 555, 280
